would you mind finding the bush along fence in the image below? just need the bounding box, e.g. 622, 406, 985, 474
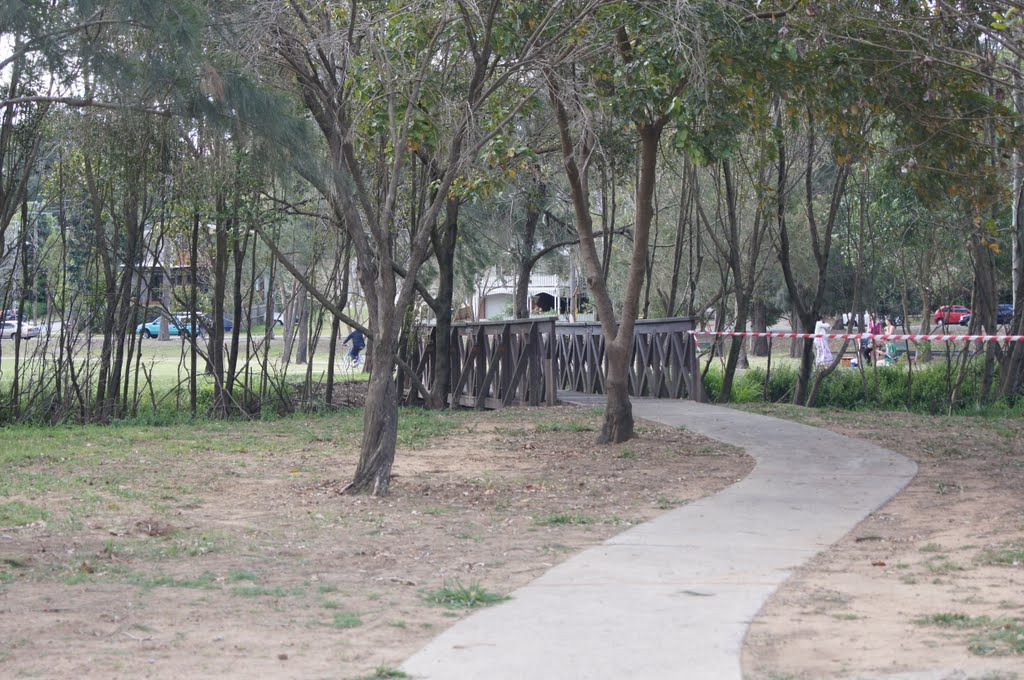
692, 329, 1024, 415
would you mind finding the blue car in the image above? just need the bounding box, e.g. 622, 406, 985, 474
959, 304, 1014, 327
997, 304, 1014, 325
136, 314, 204, 338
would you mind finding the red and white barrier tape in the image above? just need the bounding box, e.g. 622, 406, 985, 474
689, 330, 1024, 343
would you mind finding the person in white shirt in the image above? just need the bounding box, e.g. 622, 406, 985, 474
814, 316, 833, 366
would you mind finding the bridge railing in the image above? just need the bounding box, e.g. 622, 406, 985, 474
555, 317, 705, 401
403, 316, 704, 409
404, 318, 558, 409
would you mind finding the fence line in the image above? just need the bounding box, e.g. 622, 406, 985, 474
557, 317, 705, 401
406, 316, 706, 409
690, 330, 1024, 343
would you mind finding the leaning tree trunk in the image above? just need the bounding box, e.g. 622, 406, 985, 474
348, 340, 400, 495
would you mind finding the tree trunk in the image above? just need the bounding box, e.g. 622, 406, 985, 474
281, 283, 299, 365
326, 315, 340, 406
226, 211, 249, 402
189, 211, 199, 417
1014, 56, 1023, 316
666, 163, 691, 318
426, 197, 459, 409
548, 71, 662, 443
789, 306, 803, 358
514, 267, 532, 320
720, 305, 749, 402
265, 268, 276, 340
970, 229, 999, 403
750, 299, 769, 356
159, 274, 171, 340
296, 293, 310, 365
794, 331, 815, 405
600, 342, 634, 444
210, 194, 230, 413
260, 252, 276, 406
347, 343, 399, 495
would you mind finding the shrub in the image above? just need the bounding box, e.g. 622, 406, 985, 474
704, 358, 1023, 416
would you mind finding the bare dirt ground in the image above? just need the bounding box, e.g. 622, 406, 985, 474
742, 405, 1024, 680
0, 401, 751, 680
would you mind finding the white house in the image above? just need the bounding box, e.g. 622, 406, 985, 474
470, 267, 592, 321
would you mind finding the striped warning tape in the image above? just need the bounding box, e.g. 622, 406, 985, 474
688, 330, 1024, 343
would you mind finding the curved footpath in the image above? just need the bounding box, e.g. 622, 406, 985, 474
401, 398, 917, 679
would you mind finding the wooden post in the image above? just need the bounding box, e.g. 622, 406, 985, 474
528, 322, 541, 406
545, 319, 557, 405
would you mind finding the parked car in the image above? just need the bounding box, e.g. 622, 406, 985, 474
136, 314, 204, 338
1, 320, 38, 339
195, 313, 231, 332
997, 303, 1014, 325
959, 303, 1015, 327
19, 323, 42, 339
1, 309, 24, 322
934, 305, 971, 325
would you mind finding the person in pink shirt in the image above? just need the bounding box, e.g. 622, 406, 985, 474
861, 314, 881, 365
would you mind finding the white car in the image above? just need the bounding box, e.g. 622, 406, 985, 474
1, 321, 41, 339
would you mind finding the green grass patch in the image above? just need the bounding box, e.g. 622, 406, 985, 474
127, 570, 219, 590
915, 612, 980, 628
100, 531, 230, 561
231, 585, 290, 598
915, 612, 1024, 656
330, 611, 362, 628
227, 569, 258, 583
535, 420, 594, 433
396, 408, 464, 447
926, 558, 963, 574
356, 667, 408, 680
977, 543, 1024, 567
533, 513, 596, 526
541, 543, 572, 553
424, 581, 509, 609
0, 502, 49, 527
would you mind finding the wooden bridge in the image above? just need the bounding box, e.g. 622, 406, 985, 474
403, 317, 705, 408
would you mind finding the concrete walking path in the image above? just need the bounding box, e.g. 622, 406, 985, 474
401, 398, 917, 679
